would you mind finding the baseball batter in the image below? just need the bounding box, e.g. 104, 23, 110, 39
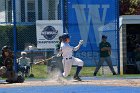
59, 33, 84, 81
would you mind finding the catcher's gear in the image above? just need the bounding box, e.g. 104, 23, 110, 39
2, 46, 9, 51
4, 57, 13, 71
3, 56, 24, 83
61, 33, 70, 41
16, 75, 25, 83
6, 72, 25, 83
0, 66, 7, 76
6, 71, 16, 82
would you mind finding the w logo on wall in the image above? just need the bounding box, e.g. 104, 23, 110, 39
67, 0, 119, 66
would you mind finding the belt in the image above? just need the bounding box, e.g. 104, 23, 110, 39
65, 57, 72, 60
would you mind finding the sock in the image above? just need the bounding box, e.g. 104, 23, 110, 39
75, 66, 82, 76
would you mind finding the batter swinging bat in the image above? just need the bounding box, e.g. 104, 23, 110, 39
34, 56, 55, 65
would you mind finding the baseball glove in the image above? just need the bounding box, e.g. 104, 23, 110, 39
0, 66, 7, 76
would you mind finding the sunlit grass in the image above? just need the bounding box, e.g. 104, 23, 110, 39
31, 65, 95, 78
30, 65, 140, 79
31, 65, 47, 78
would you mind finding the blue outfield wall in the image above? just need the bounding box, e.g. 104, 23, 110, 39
67, 0, 119, 66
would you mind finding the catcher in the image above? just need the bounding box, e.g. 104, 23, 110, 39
0, 46, 24, 83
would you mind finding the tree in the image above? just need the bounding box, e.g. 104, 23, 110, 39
0, 26, 13, 49
120, 0, 140, 15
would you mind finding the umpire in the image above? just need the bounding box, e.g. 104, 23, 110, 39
93, 35, 117, 76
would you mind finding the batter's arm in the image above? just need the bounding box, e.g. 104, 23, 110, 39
73, 40, 83, 51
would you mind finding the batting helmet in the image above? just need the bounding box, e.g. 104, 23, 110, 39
59, 36, 63, 42
61, 33, 70, 41
2, 46, 9, 51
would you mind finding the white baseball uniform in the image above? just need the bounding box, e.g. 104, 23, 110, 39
60, 41, 84, 77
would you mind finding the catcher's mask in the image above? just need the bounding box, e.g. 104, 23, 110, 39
2, 46, 12, 54
2, 46, 9, 51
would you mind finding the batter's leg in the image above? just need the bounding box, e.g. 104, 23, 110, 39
62, 59, 72, 77
72, 57, 84, 81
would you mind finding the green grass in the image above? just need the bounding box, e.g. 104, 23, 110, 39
70, 67, 95, 77
31, 65, 47, 78
30, 65, 95, 78
30, 65, 140, 79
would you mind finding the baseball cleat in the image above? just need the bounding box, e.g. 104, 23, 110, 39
73, 75, 82, 81
93, 73, 97, 76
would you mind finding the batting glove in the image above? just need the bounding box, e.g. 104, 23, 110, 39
79, 40, 84, 45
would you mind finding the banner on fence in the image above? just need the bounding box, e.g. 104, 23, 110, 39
67, 0, 119, 66
36, 20, 63, 49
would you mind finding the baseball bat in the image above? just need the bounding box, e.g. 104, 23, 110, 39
34, 56, 55, 65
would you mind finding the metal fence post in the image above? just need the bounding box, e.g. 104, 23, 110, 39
13, 0, 18, 72
116, 0, 120, 75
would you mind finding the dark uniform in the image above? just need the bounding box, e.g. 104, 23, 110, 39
99, 42, 111, 57
93, 35, 116, 76
0, 56, 6, 76
0, 56, 4, 66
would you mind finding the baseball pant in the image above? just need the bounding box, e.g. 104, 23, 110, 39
62, 57, 84, 77
94, 56, 116, 74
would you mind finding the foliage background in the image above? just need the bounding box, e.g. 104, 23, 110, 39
120, 0, 140, 15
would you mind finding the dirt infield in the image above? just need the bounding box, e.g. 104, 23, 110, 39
0, 77, 140, 88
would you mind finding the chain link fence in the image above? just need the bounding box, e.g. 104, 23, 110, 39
0, 0, 119, 80
67, 0, 119, 75
0, 0, 65, 79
